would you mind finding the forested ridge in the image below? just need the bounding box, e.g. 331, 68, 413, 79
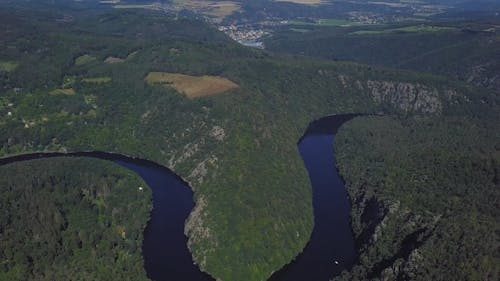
0, 157, 152, 280
0, 1, 498, 281
266, 19, 500, 92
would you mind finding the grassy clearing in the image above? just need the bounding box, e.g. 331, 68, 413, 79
0, 61, 18, 72
145, 72, 239, 99
351, 25, 457, 35
49, 88, 76, 96
75, 55, 96, 66
82, 77, 112, 84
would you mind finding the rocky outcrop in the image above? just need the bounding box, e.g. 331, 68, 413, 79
187, 155, 218, 185
464, 61, 500, 92
336, 74, 464, 114
184, 196, 213, 269
366, 80, 442, 114
209, 126, 226, 141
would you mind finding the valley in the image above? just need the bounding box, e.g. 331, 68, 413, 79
0, 1, 498, 281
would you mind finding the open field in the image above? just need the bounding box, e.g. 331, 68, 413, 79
274, 0, 324, 5
203, 2, 240, 20
351, 25, 457, 35
288, 18, 361, 27
82, 77, 112, 84
114, 1, 240, 21
49, 88, 76, 96
75, 54, 96, 66
173, 1, 241, 22
145, 72, 239, 99
0, 61, 18, 72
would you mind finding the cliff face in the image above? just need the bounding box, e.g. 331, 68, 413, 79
366, 80, 443, 114
336, 74, 465, 115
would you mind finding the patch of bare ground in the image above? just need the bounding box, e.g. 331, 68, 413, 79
145, 72, 239, 99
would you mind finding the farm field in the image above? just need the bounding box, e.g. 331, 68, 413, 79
114, 1, 240, 22
351, 25, 457, 35
171, 0, 242, 22
145, 72, 239, 99
288, 18, 360, 27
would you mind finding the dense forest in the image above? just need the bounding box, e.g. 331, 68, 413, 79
0, 1, 498, 281
335, 113, 500, 280
0, 157, 152, 280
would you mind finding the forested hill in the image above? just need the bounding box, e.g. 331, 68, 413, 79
265, 19, 500, 92
0, 157, 152, 280
335, 113, 500, 280
0, 2, 498, 281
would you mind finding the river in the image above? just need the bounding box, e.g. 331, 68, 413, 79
0, 114, 358, 281
270, 114, 358, 281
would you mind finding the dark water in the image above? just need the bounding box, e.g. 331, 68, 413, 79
115, 160, 214, 281
270, 114, 358, 281
0, 152, 213, 281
